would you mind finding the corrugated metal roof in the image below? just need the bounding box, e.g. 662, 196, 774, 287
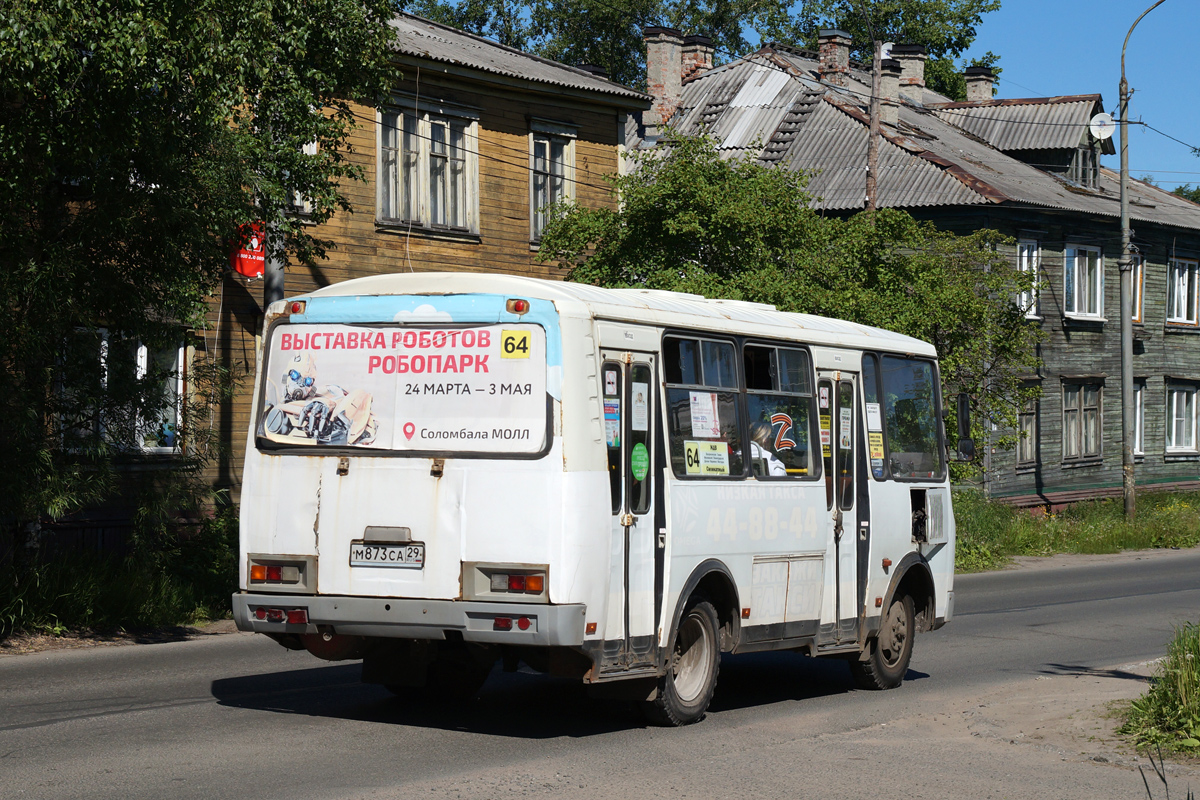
931, 96, 1107, 153
390, 15, 649, 105
635, 45, 1200, 231
784, 100, 985, 210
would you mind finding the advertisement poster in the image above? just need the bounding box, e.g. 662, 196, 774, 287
689, 391, 721, 438
604, 399, 621, 448
258, 323, 546, 453
839, 407, 853, 449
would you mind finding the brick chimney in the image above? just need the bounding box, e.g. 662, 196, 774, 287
644, 27, 685, 129
879, 58, 902, 126
681, 35, 714, 82
817, 29, 852, 87
964, 66, 996, 103
890, 44, 926, 90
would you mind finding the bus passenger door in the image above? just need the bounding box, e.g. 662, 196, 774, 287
816, 373, 861, 646
599, 353, 658, 671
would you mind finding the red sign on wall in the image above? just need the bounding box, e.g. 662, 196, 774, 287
230, 222, 265, 278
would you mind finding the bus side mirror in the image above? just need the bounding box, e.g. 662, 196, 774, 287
955, 393, 975, 461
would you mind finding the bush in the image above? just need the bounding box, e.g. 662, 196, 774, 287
0, 507, 237, 638
1121, 621, 1200, 753
954, 490, 1200, 573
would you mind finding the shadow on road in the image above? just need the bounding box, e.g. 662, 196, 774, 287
211, 650, 924, 737
1039, 663, 1154, 683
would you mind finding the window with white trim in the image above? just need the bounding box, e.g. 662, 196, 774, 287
1167, 258, 1199, 325
530, 121, 576, 242
1017, 240, 1039, 318
1167, 383, 1198, 452
1132, 255, 1144, 323
1017, 397, 1037, 466
1134, 380, 1145, 456
291, 140, 319, 216
379, 105, 478, 232
1062, 382, 1101, 460
1064, 245, 1103, 318
63, 330, 185, 453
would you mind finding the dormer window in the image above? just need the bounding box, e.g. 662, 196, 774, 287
1068, 142, 1099, 188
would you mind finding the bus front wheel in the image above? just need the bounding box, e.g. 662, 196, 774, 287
850, 593, 914, 690
643, 596, 720, 726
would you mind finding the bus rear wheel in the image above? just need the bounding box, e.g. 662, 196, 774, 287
850, 593, 914, 690
643, 597, 720, 726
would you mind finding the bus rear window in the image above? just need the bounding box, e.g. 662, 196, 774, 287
257, 323, 547, 455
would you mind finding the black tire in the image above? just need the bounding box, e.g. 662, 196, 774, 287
850, 593, 914, 690
643, 597, 721, 726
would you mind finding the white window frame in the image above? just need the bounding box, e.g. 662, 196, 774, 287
1064, 245, 1104, 319
80, 330, 184, 453
1017, 239, 1040, 318
1134, 380, 1145, 456
1017, 397, 1037, 466
1166, 383, 1198, 453
1167, 258, 1199, 326
1062, 382, 1102, 461
529, 120, 576, 243
1131, 254, 1144, 323
291, 140, 319, 216
378, 100, 480, 233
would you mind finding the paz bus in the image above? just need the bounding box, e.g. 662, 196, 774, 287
234, 272, 964, 725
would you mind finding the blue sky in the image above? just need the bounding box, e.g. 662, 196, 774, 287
959, 0, 1199, 192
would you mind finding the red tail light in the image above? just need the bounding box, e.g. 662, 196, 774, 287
266, 608, 286, 623
266, 565, 283, 581
516, 617, 531, 631
286, 609, 308, 625
493, 617, 512, 631
254, 607, 267, 620
508, 575, 526, 592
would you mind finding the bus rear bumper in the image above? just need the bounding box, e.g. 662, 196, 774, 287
233, 593, 587, 647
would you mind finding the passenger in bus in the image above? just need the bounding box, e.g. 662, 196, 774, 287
750, 422, 786, 477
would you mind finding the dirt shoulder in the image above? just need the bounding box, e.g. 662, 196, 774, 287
0, 618, 239, 656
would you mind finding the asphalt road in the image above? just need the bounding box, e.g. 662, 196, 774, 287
3, 548, 1199, 800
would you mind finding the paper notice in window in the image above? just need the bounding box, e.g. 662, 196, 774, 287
840, 407, 852, 449
632, 382, 649, 432
685, 441, 730, 475
866, 402, 883, 432
689, 391, 721, 438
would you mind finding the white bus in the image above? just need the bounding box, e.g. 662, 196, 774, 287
235, 272, 964, 724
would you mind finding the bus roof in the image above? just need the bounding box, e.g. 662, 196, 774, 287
302, 272, 938, 357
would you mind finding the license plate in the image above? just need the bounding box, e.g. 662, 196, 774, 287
348, 541, 425, 569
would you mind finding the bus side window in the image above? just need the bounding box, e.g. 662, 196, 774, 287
744, 344, 816, 479
664, 336, 744, 478
862, 354, 887, 480
603, 362, 622, 512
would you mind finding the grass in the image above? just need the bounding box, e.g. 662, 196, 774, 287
954, 489, 1200, 573
0, 508, 237, 639
1120, 621, 1200, 755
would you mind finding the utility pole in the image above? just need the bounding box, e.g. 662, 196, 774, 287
866, 39, 881, 212
1118, 0, 1166, 521
265, 218, 285, 307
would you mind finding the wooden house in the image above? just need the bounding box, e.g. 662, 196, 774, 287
634, 28, 1200, 505
202, 15, 650, 502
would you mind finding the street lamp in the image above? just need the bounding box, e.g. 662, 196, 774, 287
1118, 0, 1166, 521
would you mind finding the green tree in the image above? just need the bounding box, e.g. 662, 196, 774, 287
762, 0, 1001, 100
410, 0, 1001, 98
0, 1, 398, 544
1173, 184, 1200, 204
537, 132, 1041, 467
